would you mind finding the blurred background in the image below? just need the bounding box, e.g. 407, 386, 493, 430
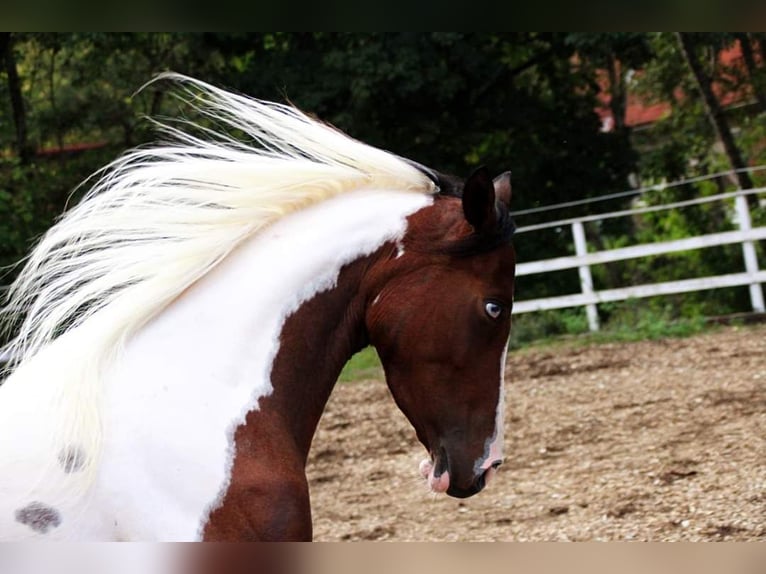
1, 32, 764, 347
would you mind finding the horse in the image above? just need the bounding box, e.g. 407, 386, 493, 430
0, 74, 516, 541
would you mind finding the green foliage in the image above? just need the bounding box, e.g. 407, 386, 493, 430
633, 32, 762, 185
509, 308, 590, 349
738, 113, 766, 181
509, 298, 709, 351
593, 299, 708, 343
8, 33, 230, 150
338, 346, 383, 383
0, 147, 120, 277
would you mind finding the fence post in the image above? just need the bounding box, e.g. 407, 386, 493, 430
735, 194, 765, 312
572, 221, 600, 331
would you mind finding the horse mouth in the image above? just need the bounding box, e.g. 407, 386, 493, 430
419, 456, 501, 498
447, 468, 500, 498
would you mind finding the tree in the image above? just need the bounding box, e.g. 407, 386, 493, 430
676, 33, 755, 194
0, 33, 32, 163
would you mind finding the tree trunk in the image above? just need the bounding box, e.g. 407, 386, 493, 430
606, 51, 627, 133
49, 43, 64, 151
676, 33, 755, 198
734, 33, 766, 113
1, 32, 32, 164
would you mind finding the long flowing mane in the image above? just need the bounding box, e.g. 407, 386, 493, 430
0, 75, 435, 491
2, 74, 435, 369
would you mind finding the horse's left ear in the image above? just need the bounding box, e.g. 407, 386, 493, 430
462, 166, 497, 233
493, 171, 512, 209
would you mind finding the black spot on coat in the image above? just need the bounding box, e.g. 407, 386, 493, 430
15, 502, 62, 533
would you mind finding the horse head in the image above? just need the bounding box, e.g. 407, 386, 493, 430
364, 167, 515, 498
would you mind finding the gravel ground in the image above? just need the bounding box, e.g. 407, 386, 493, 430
307, 324, 766, 541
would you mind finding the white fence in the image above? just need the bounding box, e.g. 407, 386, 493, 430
512, 187, 766, 331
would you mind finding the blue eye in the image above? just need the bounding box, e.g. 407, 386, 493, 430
484, 301, 503, 319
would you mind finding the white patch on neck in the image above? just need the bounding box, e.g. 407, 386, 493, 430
395, 241, 406, 259
86, 189, 433, 541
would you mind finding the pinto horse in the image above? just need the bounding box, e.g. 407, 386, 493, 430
0, 75, 516, 541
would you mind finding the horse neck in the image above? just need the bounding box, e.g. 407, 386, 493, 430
239, 190, 432, 458
254, 253, 373, 459
110, 188, 432, 464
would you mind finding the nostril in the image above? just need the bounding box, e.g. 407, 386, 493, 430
491, 460, 502, 470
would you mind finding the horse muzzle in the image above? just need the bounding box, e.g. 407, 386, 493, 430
419, 454, 502, 498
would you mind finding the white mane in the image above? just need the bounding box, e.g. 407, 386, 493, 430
0, 75, 435, 491
2, 74, 435, 368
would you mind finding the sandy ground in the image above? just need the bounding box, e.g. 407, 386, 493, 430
307, 324, 766, 541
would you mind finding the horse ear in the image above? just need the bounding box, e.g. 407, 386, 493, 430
493, 171, 512, 209
462, 166, 496, 233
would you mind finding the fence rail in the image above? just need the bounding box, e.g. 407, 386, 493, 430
512, 187, 766, 330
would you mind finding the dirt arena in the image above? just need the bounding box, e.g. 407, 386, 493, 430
307, 324, 765, 541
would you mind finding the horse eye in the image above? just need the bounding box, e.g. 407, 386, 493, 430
484, 301, 503, 319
